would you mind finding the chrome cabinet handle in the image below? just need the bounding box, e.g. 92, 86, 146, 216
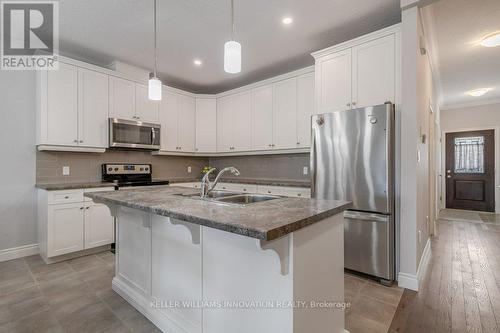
352, 102, 357, 106
80, 207, 84, 210
64, 196, 69, 199
346, 103, 351, 107
86, 207, 90, 210
79, 140, 83, 143
296, 142, 300, 145
73, 139, 78, 143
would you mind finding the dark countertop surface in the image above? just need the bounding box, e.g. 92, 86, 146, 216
36, 182, 116, 190
85, 185, 350, 241
168, 177, 311, 188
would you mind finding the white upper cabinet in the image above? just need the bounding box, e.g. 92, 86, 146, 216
42, 62, 79, 146
159, 90, 196, 152
315, 48, 352, 113
296, 72, 315, 148
160, 90, 179, 151
251, 85, 273, 151
273, 77, 298, 150
352, 34, 395, 108
177, 94, 196, 152
313, 26, 399, 116
135, 84, 159, 123
109, 76, 135, 120
231, 92, 252, 152
78, 68, 109, 148
195, 98, 217, 153
216, 96, 233, 152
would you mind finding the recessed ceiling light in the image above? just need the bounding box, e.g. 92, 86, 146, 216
480, 32, 500, 47
466, 88, 493, 97
282, 17, 293, 25
193, 59, 202, 66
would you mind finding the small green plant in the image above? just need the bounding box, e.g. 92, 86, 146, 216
201, 166, 216, 174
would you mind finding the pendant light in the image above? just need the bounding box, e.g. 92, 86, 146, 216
148, 0, 162, 100
224, 0, 241, 74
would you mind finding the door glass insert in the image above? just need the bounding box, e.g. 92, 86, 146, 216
454, 136, 485, 174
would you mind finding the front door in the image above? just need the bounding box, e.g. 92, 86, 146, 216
446, 130, 495, 212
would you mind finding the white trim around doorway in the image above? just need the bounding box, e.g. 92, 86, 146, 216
440, 126, 500, 213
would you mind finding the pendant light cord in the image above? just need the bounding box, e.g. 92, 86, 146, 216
230, 0, 234, 41
153, 0, 158, 77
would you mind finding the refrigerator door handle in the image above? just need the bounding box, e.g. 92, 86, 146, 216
344, 211, 389, 223
310, 115, 317, 197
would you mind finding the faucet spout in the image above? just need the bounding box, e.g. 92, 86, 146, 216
200, 167, 240, 198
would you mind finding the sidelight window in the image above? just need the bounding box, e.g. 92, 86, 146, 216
454, 136, 485, 174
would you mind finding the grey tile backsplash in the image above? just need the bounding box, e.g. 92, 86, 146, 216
36, 150, 208, 184
208, 153, 310, 182
36, 150, 310, 184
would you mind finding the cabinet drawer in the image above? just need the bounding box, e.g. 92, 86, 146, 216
48, 190, 83, 204
84, 187, 116, 202
257, 185, 310, 198
215, 183, 258, 193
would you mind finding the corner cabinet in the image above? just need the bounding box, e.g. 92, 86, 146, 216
313, 26, 400, 113
217, 91, 252, 152
195, 98, 217, 153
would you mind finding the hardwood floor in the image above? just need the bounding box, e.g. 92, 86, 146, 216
389, 216, 500, 332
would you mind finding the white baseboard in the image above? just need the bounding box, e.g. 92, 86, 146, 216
0, 244, 39, 262
397, 238, 431, 292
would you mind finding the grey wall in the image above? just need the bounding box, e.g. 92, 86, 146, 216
37, 151, 208, 184
0, 70, 37, 251
209, 153, 310, 182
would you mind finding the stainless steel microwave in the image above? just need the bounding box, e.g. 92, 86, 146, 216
109, 118, 161, 150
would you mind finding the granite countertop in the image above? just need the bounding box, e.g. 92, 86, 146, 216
168, 177, 311, 188
85, 185, 350, 241
36, 181, 116, 190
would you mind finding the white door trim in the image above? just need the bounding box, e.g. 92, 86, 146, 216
440, 126, 499, 213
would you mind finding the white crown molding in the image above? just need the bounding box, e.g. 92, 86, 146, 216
311, 24, 401, 59
401, 0, 440, 10
0, 244, 38, 262
441, 97, 500, 111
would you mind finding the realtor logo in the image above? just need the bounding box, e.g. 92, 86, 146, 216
1, 1, 58, 70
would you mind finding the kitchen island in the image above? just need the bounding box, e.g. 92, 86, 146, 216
85, 185, 351, 333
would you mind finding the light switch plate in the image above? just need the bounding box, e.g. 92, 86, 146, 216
187, 166, 192, 174
62, 166, 70, 176
303, 167, 308, 175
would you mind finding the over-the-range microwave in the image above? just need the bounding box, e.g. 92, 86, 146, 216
109, 118, 161, 150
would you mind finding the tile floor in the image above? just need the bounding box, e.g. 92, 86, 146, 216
0, 251, 403, 333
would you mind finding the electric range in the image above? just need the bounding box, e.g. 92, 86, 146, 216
102, 163, 169, 189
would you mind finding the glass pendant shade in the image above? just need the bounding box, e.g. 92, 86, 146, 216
148, 77, 162, 101
224, 40, 241, 74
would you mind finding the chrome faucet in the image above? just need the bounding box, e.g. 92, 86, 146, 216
200, 167, 240, 198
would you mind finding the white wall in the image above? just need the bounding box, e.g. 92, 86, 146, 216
441, 103, 500, 212
0, 70, 37, 252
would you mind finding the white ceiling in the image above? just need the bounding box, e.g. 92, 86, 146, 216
54, 0, 401, 93
427, 0, 500, 108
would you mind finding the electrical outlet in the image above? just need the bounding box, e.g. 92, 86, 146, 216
62, 166, 70, 176
418, 230, 422, 244
187, 166, 192, 174
303, 167, 308, 175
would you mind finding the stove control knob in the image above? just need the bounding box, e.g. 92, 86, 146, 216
108, 167, 112, 172
140, 168, 144, 171
114, 167, 119, 171
145, 167, 149, 171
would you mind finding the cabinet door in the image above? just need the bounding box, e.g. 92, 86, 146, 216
84, 203, 114, 249
177, 94, 196, 152
216, 96, 233, 152
316, 48, 352, 113
159, 90, 179, 151
195, 98, 217, 153
78, 68, 109, 148
109, 76, 135, 120
296, 72, 315, 148
45, 62, 78, 145
352, 34, 395, 108
47, 203, 84, 257
135, 84, 159, 123
252, 85, 274, 151
232, 92, 252, 152
273, 77, 297, 149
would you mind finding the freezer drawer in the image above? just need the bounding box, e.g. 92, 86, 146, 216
344, 211, 393, 280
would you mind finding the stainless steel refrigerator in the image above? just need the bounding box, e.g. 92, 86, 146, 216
311, 102, 395, 284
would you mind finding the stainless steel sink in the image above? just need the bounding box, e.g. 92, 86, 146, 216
212, 194, 282, 205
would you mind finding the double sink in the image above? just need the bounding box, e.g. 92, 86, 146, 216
177, 190, 283, 206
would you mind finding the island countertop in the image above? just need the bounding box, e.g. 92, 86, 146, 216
85, 185, 351, 241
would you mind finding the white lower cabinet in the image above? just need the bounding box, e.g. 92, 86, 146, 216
38, 187, 115, 262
